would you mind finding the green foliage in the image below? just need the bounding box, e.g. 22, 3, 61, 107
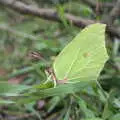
0, 99, 15, 104
64, 2, 94, 17
82, 118, 103, 120
110, 114, 120, 120
0, 23, 110, 119
0, 82, 30, 96
0, 0, 120, 119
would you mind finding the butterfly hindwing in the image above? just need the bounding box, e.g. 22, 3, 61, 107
53, 23, 108, 83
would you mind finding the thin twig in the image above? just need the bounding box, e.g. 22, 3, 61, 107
103, 0, 120, 25
80, 0, 114, 11
0, 0, 120, 38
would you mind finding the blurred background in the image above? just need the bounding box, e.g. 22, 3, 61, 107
0, 0, 120, 120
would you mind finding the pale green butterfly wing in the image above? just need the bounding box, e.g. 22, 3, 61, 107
53, 23, 108, 83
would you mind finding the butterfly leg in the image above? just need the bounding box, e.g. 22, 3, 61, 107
53, 79, 57, 88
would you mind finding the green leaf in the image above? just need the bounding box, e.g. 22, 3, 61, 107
0, 82, 30, 96
75, 95, 95, 118
47, 96, 61, 113
82, 118, 103, 120
0, 99, 15, 104
110, 114, 120, 120
53, 23, 108, 83
19, 80, 95, 104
